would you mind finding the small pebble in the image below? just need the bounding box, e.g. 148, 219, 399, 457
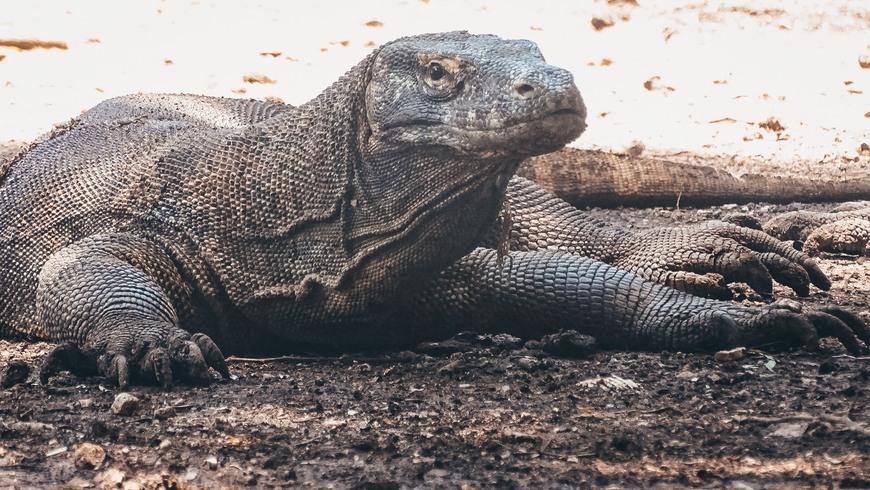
74, 443, 106, 469
714, 347, 746, 362
111, 393, 140, 416
1, 361, 30, 388
154, 406, 177, 419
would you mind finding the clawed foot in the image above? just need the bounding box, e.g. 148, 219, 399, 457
40, 332, 230, 389
621, 221, 830, 299
764, 206, 870, 257
739, 301, 870, 355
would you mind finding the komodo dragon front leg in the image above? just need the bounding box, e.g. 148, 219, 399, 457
488, 177, 831, 299
424, 178, 867, 353
403, 248, 869, 354
36, 234, 230, 388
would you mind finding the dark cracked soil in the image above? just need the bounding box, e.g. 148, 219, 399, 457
1, 200, 869, 489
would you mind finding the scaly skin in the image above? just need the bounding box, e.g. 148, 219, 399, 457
764, 203, 870, 257
1, 32, 866, 388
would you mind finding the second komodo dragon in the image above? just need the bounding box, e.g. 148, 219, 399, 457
1, 32, 867, 387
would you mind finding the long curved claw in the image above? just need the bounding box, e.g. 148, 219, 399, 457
736, 303, 869, 355
816, 306, 870, 353
140, 346, 173, 389
711, 250, 774, 296
798, 258, 831, 291
98, 353, 131, 389
168, 338, 212, 385
769, 309, 820, 351
192, 333, 230, 380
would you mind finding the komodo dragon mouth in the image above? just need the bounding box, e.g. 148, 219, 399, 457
383, 106, 586, 159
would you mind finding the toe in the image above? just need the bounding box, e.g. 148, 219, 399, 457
98, 353, 131, 389
140, 347, 173, 389
817, 306, 870, 352
806, 311, 866, 355
756, 252, 811, 296
169, 338, 211, 384
712, 250, 773, 296
192, 333, 230, 380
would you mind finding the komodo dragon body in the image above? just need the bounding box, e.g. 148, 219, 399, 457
1, 32, 867, 387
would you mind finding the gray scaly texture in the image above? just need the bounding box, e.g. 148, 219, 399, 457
1, 32, 867, 388
764, 202, 870, 256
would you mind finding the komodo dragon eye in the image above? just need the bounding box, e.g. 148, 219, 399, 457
417, 55, 468, 97
428, 62, 446, 81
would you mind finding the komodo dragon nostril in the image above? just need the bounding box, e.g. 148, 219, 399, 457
513, 82, 536, 97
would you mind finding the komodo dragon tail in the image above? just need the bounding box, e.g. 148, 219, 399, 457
520, 147, 870, 208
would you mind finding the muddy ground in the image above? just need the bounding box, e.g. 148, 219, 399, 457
1, 198, 868, 489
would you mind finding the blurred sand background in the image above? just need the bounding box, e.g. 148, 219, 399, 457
1, 0, 867, 170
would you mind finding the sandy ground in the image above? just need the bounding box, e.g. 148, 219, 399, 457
1, 0, 868, 162
1, 1, 869, 488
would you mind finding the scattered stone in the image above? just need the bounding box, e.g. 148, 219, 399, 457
205, 455, 219, 470
111, 393, 140, 416
425, 468, 449, 479
97, 468, 125, 487
727, 480, 758, 490
74, 443, 106, 469
769, 422, 808, 438
154, 406, 177, 420
438, 354, 466, 374
514, 356, 541, 372
714, 347, 747, 362
78, 398, 95, 408
676, 370, 698, 380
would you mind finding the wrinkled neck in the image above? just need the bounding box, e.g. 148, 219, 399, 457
340, 144, 522, 297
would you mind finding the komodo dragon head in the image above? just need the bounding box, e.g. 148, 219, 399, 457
365, 31, 587, 157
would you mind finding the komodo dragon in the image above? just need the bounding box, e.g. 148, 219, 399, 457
1, 32, 867, 388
